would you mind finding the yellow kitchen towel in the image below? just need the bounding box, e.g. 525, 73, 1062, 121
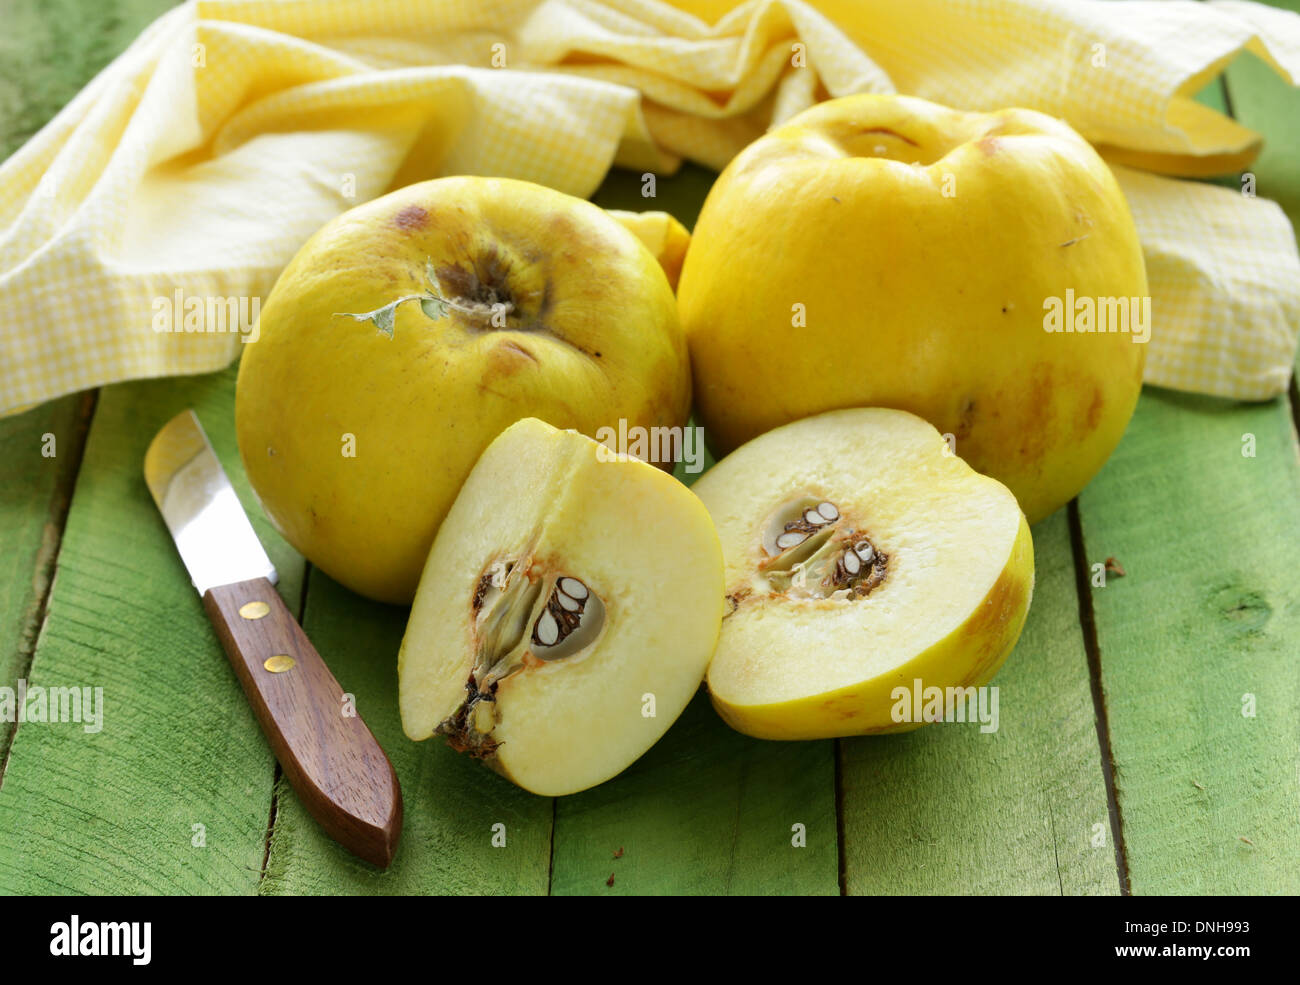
1, 0, 1298, 415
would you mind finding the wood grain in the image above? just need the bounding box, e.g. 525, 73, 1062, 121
0, 0, 178, 158
1077, 389, 1300, 893
1, 0, 1298, 897
1067, 38, 1300, 895
258, 570, 553, 895
840, 512, 1119, 895
0, 367, 303, 894
549, 691, 839, 895
0, 394, 93, 772
203, 578, 401, 868
548, 166, 839, 896
1220, 1, 1300, 377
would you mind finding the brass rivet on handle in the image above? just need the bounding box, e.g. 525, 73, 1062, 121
239, 601, 271, 620
264, 654, 296, 673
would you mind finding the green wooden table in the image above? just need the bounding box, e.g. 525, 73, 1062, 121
2, 1, 1298, 896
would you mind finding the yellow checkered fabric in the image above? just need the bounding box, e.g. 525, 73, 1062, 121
1, 0, 1298, 414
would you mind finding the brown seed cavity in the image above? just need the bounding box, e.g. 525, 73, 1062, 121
763, 497, 841, 558
758, 496, 888, 601
531, 576, 604, 659
439, 560, 605, 758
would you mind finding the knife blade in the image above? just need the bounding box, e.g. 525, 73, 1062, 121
145, 409, 402, 868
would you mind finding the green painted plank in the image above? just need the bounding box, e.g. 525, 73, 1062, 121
0, 367, 304, 894
542, 165, 839, 896
0, 0, 289, 895
4, 0, 1293, 898
1074, 13, 1300, 894
0, 0, 178, 159
1195, 78, 1228, 116
262, 163, 832, 896
1078, 388, 1300, 893
840, 512, 1118, 895
548, 690, 837, 896
252, 162, 716, 897
0, 394, 92, 769
1220, 3, 1300, 376
548, 690, 838, 896
590, 161, 718, 230
0, 0, 178, 780
259, 570, 553, 895
1188, 79, 1239, 190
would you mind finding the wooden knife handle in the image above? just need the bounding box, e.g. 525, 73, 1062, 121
202, 577, 402, 868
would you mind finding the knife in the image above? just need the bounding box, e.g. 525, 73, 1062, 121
144, 409, 402, 868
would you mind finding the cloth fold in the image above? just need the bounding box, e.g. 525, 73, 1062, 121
1, 0, 1298, 415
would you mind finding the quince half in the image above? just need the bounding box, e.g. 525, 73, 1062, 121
692, 408, 1033, 740
398, 418, 724, 795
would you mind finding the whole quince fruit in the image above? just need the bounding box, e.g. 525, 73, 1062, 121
678, 93, 1148, 524
237, 176, 690, 604
399, 418, 724, 795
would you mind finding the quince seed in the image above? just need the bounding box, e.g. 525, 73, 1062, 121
535, 609, 560, 647
531, 576, 604, 659
559, 577, 588, 600
532, 576, 597, 654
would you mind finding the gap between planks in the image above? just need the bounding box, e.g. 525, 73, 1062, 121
834, 738, 846, 896
1288, 378, 1300, 467
1068, 500, 1132, 895
546, 793, 557, 894
1219, 36, 1300, 464
0, 389, 97, 793
256, 562, 314, 888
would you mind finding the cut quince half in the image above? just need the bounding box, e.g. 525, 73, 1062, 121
398, 418, 724, 795
692, 408, 1034, 740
